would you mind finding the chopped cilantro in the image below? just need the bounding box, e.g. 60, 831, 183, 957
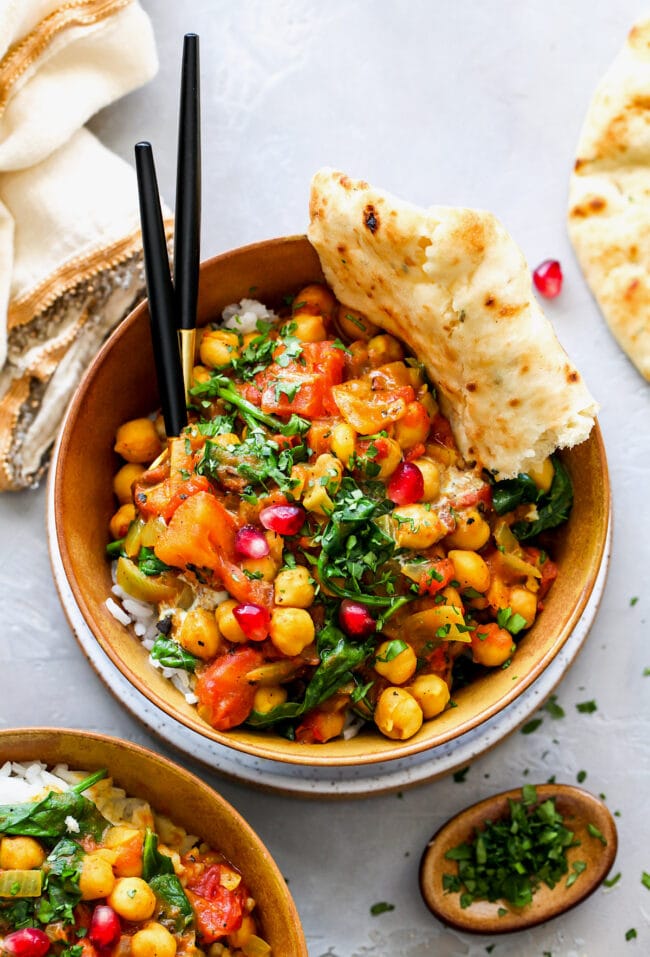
587, 823, 607, 845
626, 929, 637, 941
603, 872, 621, 888
543, 694, 565, 719
577, 770, 587, 783
443, 786, 580, 909
630, 596, 639, 606
642, 871, 650, 890
521, 718, 543, 735
370, 902, 394, 916
576, 700, 597, 714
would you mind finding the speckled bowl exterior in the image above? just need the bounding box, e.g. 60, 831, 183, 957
0, 728, 307, 954
52, 235, 610, 768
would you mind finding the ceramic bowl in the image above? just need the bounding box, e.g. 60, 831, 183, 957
0, 727, 307, 954
51, 235, 610, 768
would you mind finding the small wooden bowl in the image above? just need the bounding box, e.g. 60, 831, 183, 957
0, 728, 307, 955
51, 235, 610, 768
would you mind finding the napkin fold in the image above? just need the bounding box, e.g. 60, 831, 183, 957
0, 0, 162, 491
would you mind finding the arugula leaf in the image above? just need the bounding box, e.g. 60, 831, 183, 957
247, 624, 373, 728
0, 773, 109, 840
137, 547, 172, 577
150, 636, 198, 673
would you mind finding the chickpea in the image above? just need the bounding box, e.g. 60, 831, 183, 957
444, 508, 491, 551
216, 599, 247, 643
191, 364, 211, 385
448, 550, 491, 593
241, 556, 277, 583
103, 826, 143, 878
228, 916, 257, 949
440, 585, 463, 610
408, 674, 450, 719
79, 852, 116, 900
394, 401, 431, 449
253, 685, 288, 713
109, 504, 136, 540
527, 457, 555, 493
287, 313, 327, 342
113, 463, 146, 505
131, 923, 177, 957
374, 687, 423, 740
374, 438, 402, 479
508, 586, 537, 629
470, 623, 515, 667
274, 566, 315, 608
108, 877, 156, 922
411, 603, 467, 641
420, 389, 439, 419
0, 836, 46, 870
392, 504, 448, 549
293, 283, 337, 320
330, 422, 356, 467
199, 329, 240, 368
178, 607, 222, 660
303, 454, 343, 515
367, 334, 404, 366
336, 304, 378, 341
412, 457, 440, 500
374, 640, 417, 684
114, 418, 162, 466
269, 608, 315, 656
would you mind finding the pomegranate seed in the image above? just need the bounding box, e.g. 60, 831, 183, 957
88, 905, 121, 950
235, 525, 270, 559
233, 603, 270, 641
387, 462, 424, 505
259, 504, 305, 537
3, 929, 50, 957
339, 599, 376, 637
533, 259, 563, 298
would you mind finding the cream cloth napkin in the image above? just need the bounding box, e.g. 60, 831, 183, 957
0, 0, 161, 491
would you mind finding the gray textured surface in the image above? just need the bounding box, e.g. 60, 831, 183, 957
2, 2, 650, 954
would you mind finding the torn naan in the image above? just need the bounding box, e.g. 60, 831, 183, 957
568, 17, 650, 381
308, 169, 597, 478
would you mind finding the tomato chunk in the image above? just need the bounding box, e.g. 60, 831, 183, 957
186, 865, 247, 942
256, 341, 346, 419
196, 647, 264, 730
154, 492, 235, 571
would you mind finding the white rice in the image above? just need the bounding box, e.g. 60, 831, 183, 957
221, 298, 277, 334
106, 563, 231, 706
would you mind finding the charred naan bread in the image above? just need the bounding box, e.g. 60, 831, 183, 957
308, 169, 597, 478
568, 18, 650, 381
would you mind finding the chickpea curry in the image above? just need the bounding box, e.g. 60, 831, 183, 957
107, 283, 572, 744
0, 769, 270, 957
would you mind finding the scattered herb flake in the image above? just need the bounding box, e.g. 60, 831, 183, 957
521, 718, 543, 735
630, 597, 639, 606
370, 902, 395, 916
626, 929, 637, 941
453, 767, 470, 783
603, 872, 621, 888
587, 823, 606, 845
576, 700, 597, 714
577, 770, 587, 783
543, 695, 565, 719
642, 871, 650, 890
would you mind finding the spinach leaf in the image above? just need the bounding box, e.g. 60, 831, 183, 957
511, 458, 573, 541
37, 838, 85, 925
138, 547, 172, 577
142, 829, 175, 881
150, 636, 198, 673
247, 624, 373, 728
490, 472, 540, 515
142, 830, 193, 932
148, 875, 194, 932
489, 456, 573, 541
0, 772, 109, 841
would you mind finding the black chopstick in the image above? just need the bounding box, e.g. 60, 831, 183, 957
174, 33, 201, 400
135, 141, 187, 438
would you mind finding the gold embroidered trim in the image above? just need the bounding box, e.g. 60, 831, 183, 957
8, 217, 173, 330
0, 374, 30, 490
0, 0, 133, 116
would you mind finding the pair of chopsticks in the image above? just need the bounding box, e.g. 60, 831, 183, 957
135, 33, 201, 439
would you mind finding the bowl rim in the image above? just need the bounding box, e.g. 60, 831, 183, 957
51, 235, 612, 768
0, 726, 308, 954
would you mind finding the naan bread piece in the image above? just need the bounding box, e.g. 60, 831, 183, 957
308, 169, 597, 478
568, 18, 650, 381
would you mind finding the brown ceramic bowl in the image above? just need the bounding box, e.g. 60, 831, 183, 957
0, 728, 307, 954
51, 235, 610, 768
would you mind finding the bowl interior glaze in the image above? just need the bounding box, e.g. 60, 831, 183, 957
52, 235, 610, 768
0, 728, 307, 955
